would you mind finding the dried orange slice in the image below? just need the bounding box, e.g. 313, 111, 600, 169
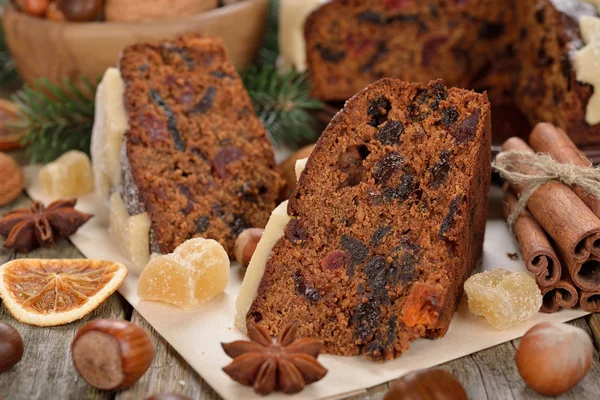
0, 259, 127, 326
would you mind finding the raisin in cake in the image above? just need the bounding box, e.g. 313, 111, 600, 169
246, 78, 491, 361
304, 0, 600, 147
118, 35, 284, 257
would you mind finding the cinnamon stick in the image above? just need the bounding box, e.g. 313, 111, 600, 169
502, 185, 561, 287
501, 138, 600, 267
529, 123, 600, 221
580, 290, 600, 312
539, 273, 579, 313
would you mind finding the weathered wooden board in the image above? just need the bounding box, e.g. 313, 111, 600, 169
0, 193, 599, 400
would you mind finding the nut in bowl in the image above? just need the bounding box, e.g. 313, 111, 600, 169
3, 0, 267, 86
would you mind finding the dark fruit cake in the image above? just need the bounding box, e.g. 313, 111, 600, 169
118, 35, 284, 256
305, 0, 599, 147
247, 78, 492, 361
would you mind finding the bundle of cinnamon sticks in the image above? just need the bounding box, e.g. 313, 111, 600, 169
500, 123, 600, 313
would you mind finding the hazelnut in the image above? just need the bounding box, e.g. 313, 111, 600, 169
17, 0, 50, 16
279, 144, 314, 197
383, 369, 467, 400
57, 0, 103, 22
0, 322, 24, 372
72, 319, 155, 390
0, 152, 24, 206
516, 322, 593, 396
234, 228, 264, 268
146, 394, 191, 400
0, 99, 27, 151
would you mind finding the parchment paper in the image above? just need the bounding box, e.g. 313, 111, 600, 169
23, 165, 588, 400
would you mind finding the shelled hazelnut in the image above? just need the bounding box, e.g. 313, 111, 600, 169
0, 322, 24, 372
516, 322, 593, 396
234, 228, 264, 268
72, 319, 155, 390
383, 369, 467, 400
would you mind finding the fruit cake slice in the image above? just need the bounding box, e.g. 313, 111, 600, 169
304, 0, 519, 105
247, 78, 491, 361
119, 35, 284, 257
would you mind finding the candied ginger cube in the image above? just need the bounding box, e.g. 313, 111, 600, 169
137, 238, 230, 310
39, 150, 94, 198
109, 192, 150, 273
464, 269, 542, 330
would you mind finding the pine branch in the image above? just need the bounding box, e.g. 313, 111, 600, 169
13, 77, 97, 163
243, 64, 323, 148
257, 0, 280, 67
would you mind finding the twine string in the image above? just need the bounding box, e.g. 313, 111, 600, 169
492, 150, 600, 229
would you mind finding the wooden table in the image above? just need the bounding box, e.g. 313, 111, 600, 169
1, 192, 600, 400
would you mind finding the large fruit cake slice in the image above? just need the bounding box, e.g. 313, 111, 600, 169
303, 0, 600, 147
245, 78, 491, 361
117, 35, 284, 257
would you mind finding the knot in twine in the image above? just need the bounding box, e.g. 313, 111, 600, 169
492, 150, 600, 229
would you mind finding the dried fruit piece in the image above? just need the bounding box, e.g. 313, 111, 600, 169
150, 89, 186, 151
373, 152, 404, 185
286, 218, 309, 243
478, 21, 505, 40
376, 120, 404, 145
383, 173, 415, 202
402, 282, 440, 327
293, 270, 321, 301
429, 150, 452, 188
137, 238, 230, 310
191, 86, 217, 114
360, 41, 389, 73
422, 37, 448, 67
0, 259, 127, 326
316, 45, 347, 63
464, 269, 542, 329
39, 150, 94, 198
321, 250, 350, 271
368, 97, 392, 127
212, 147, 245, 179
451, 110, 480, 144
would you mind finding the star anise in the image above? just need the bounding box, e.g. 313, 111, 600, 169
0, 199, 93, 253
221, 321, 328, 395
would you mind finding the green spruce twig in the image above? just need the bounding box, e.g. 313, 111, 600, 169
242, 0, 324, 148
13, 77, 97, 163
243, 64, 323, 148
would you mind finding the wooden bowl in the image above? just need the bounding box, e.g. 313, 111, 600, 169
3, 0, 267, 85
